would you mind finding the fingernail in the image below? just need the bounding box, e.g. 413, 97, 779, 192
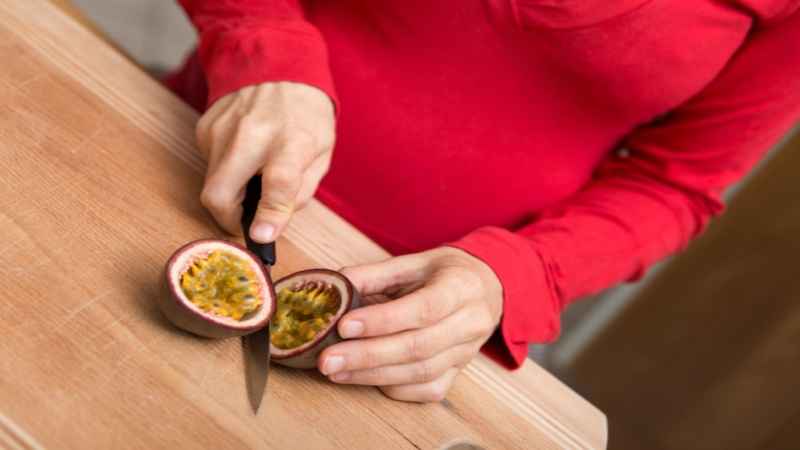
323, 356, 345, 375
251, 223, 275, 243
339, 321, 364, 339
331, 372, 351, 382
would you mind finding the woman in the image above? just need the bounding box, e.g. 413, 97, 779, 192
167, 0, 800, 402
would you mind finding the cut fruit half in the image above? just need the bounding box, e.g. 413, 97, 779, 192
270, 269, 360, 368
160, 239, 275, 338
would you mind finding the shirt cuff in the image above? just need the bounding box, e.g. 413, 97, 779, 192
448, 226, 563, 369
197, 23, 339, 112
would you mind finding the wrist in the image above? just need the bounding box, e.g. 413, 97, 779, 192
439, 246, 504, 323
447, 227, 563, 369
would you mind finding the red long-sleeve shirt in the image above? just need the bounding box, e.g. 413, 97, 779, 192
167, 0, 800, 369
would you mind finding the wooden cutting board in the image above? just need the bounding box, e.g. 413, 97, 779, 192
0, 1, 607, 449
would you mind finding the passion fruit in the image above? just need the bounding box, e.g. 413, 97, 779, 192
270, 269, 360, 368
160, 239, 275, 338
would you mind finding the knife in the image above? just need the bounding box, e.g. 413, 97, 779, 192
241, 175, 276, 414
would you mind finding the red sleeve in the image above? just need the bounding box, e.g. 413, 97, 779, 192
451, 9, 800, 369
176, 0, 338, 110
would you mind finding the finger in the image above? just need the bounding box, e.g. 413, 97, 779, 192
328, 341, 477, 386
337, 280, 462, 338
203, 113, 238, 180
319, 308, 475, 374
339, 253, 430, 297
358, 293, 395, 307
200, 185, 245, 237
294, 153, 331, 209
200, 123, 271, 235
249, 139, 318, 243
196, 94, 237, 160
379, 367, 460, 403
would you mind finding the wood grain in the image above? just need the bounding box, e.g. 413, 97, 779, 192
0, 1, 606, 449
568, 125, 800, 448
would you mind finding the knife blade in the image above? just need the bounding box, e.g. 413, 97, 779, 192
241, 175, 275, 414
243, 326, 271, 414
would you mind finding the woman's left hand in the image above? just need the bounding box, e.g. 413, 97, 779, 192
318, 247, 504, 402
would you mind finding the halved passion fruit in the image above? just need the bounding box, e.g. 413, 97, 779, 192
160, 239, 275, 338
270, 269, 360, 368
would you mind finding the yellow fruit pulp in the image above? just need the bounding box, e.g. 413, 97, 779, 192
271, 281, 341, 349
180, 250, 262, 320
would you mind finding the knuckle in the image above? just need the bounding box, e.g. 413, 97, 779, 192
291, 128, 319, 149
477, 316, 496, 337
237, 116, 268, 137
434, 270, 480, 313
470, 306, 497, 338
380, 386, 402, 401
414, 360, 435, 384
407, 332, 430, 361
455, 346, 475, 367
462, 270, 484, 294
418, 296, 447, 327
425, 383, 448, 403
199, 187, 226, 211
263, 166, 301, 194
295, 196, 310, 210
469, 321, 493, 341
359, 346, 380, 370
450, 268, 482, 299
375, 308, 394, 331
417, 298, 435, 326
208, 119, 230, 142
362, 366, 385, 383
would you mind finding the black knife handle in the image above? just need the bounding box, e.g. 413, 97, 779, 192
241, 176, 276, 266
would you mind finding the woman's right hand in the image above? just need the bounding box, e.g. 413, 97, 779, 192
195, 81, 336, 243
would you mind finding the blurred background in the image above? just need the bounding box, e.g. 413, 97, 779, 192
70, 0, 195, 74
63, 1, 800, 449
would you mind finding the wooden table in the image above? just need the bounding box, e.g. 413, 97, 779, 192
0, 1, 607, 449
